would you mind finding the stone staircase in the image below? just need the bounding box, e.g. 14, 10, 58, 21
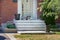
14, 20, 46, 33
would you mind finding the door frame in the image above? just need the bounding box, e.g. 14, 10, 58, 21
18, 0, 37, 20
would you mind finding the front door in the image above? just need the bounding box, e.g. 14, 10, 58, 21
22, 0, 33, 20
18, 0, 37, 20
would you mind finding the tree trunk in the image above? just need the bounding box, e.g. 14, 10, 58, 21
46, 25, 50, 33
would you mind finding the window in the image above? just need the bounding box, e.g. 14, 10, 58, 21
13, 0, 17, 2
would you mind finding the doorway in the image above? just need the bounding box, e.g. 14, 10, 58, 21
18, 0, 37, 20
22, 0, 33, 20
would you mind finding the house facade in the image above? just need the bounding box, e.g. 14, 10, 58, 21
0, 0, 60, 24
0, 0, 17, 24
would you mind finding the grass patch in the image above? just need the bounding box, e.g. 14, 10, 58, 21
55, 32, 60, 34
14, 34, 47, 40
14, 33, 60, 40
15, 35, 32, 38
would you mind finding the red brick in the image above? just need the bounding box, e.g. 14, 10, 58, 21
0, 0, 17, 23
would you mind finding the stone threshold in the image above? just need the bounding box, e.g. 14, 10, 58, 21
17, 31, 55, 34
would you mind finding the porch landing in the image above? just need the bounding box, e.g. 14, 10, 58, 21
17, 31, 54, 34
17, 31, 46, 33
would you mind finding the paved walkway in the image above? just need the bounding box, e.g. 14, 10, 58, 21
0, 33, 10, 40
0, 27, 17, 40
5, 33, 18, 40
0, 33, 18, 40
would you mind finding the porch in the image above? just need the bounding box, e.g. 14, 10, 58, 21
12, 0, 46, 33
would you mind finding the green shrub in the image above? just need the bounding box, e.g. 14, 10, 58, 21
50, 25, 58, 29
40, 0, 60, 25
7, 24, 16, 29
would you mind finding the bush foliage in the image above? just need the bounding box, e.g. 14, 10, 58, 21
38, 0, 60, 25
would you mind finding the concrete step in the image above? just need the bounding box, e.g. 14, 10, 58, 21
14, 20, 46, 33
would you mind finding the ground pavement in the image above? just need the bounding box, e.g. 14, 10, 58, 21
0, 33, 10, 40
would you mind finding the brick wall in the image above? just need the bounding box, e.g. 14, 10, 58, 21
56, 16, 60, 23
37, 0, 43, 19
0, 0, 2, 24
0, 0, 17, 23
